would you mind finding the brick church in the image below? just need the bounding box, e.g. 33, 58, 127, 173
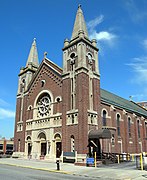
14, 5, 147, 161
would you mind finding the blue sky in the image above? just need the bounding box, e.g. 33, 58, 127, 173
0, 0, 147, 139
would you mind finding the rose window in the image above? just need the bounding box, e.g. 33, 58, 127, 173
37, 94, 51, 117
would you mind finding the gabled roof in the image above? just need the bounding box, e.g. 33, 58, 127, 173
101, 89, 147, 117
27, 58, 62, 91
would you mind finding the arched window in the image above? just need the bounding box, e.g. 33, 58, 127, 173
128, 117, 131, 138
137, 120, 140, 138
20, 78, 25, 93
18, 139, 21, 152
71, 135, 75, 152
87, 53, 93, 64
102, 110, 107, 126
70, 52, 76, 59
38, 132, 46, 141
41, 80, 46, 87
70, 52, 76, 69
26, 136, 31, 141
72, 114, 74, 124
91, 115, 94, 124
116, 114, 120, 136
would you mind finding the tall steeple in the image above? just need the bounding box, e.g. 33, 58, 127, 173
17, 38, 39, 95
26, 38, 39, 68
71, 4, 88, 40
62, 5, 100, 154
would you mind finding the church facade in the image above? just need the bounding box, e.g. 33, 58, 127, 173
14, 6, 147, 161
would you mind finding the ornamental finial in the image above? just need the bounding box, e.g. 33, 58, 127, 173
44, 52, 47, 58
78, 4, 81, 8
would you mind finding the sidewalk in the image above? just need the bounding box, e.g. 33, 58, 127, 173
0, 158, 147, 180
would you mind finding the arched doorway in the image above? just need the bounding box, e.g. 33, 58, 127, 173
26, 136, 32, 156
38, 132, 47, 156
54, 134, 62, 158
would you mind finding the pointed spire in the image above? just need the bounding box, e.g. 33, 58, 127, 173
71, 5, 88, 40
26, 38, 39, 67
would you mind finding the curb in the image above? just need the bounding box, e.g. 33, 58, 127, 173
0, 162, 127, 180
0, 162, 72, 175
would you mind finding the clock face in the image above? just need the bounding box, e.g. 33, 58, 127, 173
37, 95, 51, 117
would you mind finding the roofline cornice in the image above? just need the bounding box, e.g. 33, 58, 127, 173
101, 98, 147, 118
62, 37, 98, 51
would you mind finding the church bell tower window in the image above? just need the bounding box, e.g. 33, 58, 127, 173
70, 52, 76, 71
88, 53, 92, 64
20, 78, 26, 93
70, 52, 76, 110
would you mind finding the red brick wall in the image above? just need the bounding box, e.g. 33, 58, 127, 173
14, 62, 62, 152
62, 69, 101, 154
14, 95, 26, 152
62, 77, 71, 151
14, 46, 147, 156
100, 102, 147, 154
76, 72, 89, 153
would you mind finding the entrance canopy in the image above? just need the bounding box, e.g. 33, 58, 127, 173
88, 129, 111, 139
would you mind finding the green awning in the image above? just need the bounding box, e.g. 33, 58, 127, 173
89, 129, 111, 139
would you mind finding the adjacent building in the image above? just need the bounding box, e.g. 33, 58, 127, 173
138, 102, 147, 110
14, 5, 147, 161
0, 138, 14, 155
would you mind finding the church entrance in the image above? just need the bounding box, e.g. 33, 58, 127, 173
54, 133, 62, 158
41, 143, 47, 156
28, 143, 32, 156
38, 132, 47, 157
26, 136, 32, 157
88, 139, 101, 159
56, 142, 62, 158
88, 129, 111, 159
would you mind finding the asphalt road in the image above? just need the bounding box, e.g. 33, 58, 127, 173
0, 164, 98, 180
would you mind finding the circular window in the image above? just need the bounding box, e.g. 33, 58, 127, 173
56, 97, 61, 103
37, 93, 51, 117
70, 53, 75, 59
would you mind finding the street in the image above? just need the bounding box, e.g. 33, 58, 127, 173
0, 164, 97, 180
0, 158, 147, 180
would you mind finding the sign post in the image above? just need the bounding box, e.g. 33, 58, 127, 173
94, 152, 96, 167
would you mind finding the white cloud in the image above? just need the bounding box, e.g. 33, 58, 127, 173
87, 15, 104, 30
127, 56, 147, 84
90, 31, 117, 43
0, 108, 15, 119
0, 98, 9, 106
87, 15, 118, 49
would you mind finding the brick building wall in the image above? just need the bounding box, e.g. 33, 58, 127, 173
14, 6, 147, 160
